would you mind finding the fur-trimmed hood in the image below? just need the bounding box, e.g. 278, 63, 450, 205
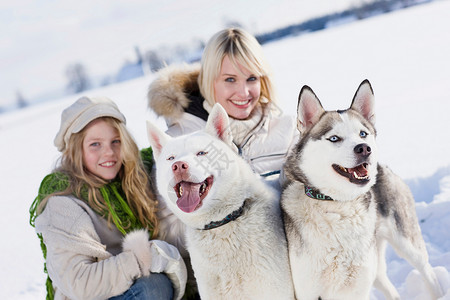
147, 63, 201, 121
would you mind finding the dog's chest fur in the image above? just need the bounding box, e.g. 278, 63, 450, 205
186, 197, 292, 299
282, 181, 377, 291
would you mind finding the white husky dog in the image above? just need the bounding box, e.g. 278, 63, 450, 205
281, 80, 443, 300
147, 103, 294, 300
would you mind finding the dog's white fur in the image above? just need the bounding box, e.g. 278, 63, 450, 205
282, 80, 443, 300
147, 104, 294, 299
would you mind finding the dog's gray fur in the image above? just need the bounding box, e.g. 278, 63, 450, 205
281, 80, 443, 300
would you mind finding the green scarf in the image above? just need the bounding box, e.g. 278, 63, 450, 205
29, 147, 154, 300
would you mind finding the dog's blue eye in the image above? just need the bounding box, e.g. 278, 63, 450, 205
360, 131, 368, 138
167, 156, 175, 161
328, 135, 341, 142
197, 151, 208, 156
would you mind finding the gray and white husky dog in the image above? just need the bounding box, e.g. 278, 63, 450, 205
147, 103, 295, 300
281, 80, 443, 300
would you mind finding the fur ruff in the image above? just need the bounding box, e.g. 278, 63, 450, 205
187, 193, 293, 299
147, 63, 201, 121
283, 181, 378, 299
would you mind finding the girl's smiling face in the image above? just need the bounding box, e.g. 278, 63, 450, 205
213, 55, 261, 120
82, 118, 122, 180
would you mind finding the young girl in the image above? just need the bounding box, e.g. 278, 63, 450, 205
29, 96, 186, 300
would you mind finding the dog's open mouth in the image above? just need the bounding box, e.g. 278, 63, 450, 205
332, 163, 370, 185
173, 176, 214, 213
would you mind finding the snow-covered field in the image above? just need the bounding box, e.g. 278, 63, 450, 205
1, 1, 449, 299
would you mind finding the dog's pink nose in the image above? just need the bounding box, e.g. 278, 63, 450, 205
172, 161, 189, 173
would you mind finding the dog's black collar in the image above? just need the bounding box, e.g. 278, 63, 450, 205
202, 200, 247, 230
304, 186, 334, 201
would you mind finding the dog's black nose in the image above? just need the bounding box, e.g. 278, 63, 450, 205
354, 143, 371, 157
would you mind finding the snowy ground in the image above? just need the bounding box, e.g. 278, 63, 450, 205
1, 1, 449, 299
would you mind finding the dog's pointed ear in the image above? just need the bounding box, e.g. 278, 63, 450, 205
351, 79, 376, 125
205, 103, 233, 146
297, 85, 325, 134
146, 120, 170, 159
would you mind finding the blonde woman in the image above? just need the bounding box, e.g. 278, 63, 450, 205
30, 96, 186, 300
148, 28, 297, 183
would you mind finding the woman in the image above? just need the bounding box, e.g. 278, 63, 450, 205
29, 96, 186, 300
147, 27, 298, 185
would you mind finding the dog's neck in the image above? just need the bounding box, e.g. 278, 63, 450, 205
304, 186, 334, 201
202, 200, 247, 230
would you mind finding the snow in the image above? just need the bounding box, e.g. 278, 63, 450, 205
1, 1, 450, 299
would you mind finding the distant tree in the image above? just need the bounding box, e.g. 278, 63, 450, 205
352, 0, 372, 19
144, 50, 165, 73
65, 63, 90, 93
135, 46, 143, 65
400, 0, 413, 7
16, 90, 27, 108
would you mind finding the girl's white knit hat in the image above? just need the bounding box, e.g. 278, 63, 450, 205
54, 96, 126, 152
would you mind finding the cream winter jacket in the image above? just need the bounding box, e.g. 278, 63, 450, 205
35, 195, 187, 300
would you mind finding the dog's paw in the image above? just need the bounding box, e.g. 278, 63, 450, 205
122, 229, 152, 276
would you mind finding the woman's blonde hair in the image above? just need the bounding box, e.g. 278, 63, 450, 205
198, 27, 276, 106
40, 117, 159, 236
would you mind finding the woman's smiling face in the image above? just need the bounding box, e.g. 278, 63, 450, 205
213, 55, 261, 120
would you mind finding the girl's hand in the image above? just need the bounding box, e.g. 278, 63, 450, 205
122, 230, 152, 276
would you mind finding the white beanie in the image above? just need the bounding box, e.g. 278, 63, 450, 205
54, 96, 126, 152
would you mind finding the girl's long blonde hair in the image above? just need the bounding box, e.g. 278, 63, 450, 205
198, 27, 276, 106
39, 117, 159, 236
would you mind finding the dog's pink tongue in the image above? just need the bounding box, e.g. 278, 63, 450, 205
177, 182, 202, 213
350, 164, 368, 177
